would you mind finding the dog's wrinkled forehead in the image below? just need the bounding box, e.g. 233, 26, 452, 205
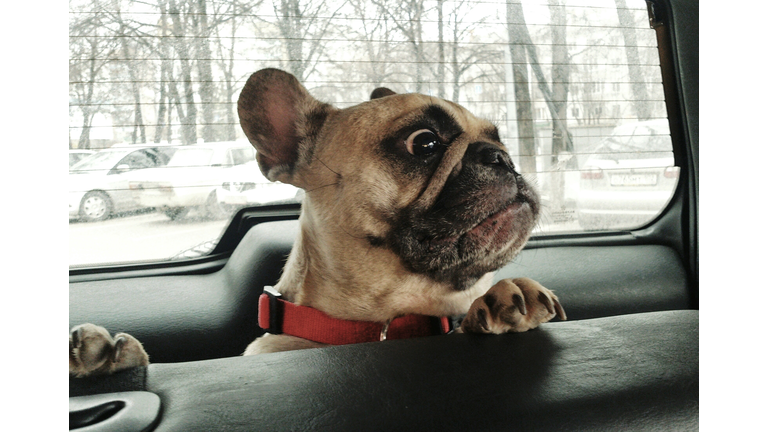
375, 95, 499, 139
361, 94, 503, 210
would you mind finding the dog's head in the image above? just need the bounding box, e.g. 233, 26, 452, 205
238, 68, 539, 295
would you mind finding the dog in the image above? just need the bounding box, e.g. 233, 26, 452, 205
69, 68, 565, 377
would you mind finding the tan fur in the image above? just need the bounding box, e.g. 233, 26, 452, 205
70, 69, 565, 375
69, 323, 148, 377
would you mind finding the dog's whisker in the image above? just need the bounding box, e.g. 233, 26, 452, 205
337, 223, 367, 241
304, 182, 341, 194
313, 155, 343, 178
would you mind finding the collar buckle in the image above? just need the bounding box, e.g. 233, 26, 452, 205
379, 319, 393, 341
258, 286, 283, 335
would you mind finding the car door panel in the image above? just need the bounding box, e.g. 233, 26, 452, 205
70, 218, 691, 364
70, 310, 698, 431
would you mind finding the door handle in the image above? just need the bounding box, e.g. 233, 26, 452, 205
69, 391, 161, 431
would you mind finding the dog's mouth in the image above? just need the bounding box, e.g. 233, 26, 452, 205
423, 200, 528, 254
389, 188, 538, 289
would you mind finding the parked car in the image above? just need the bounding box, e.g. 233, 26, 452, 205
69, 145, 176, 222
69, 149, 95, 167
216, 160, 300, 211
129, 141, 256, 220
576, 120, 679, 230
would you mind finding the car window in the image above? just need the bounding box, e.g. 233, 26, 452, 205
69, 152, 93, 167
117, 150, 157, 170
70, 150, 127, 172
228, 148, 255, 166
69, 0, 677, 267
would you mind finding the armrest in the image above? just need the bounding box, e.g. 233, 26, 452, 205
71, 310, 698, 431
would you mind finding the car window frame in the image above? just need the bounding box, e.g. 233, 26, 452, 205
67, 0, 697, 293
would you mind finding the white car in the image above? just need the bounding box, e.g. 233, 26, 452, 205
129, 141, 257, 220
576, 120, 678, 231
216, 160, 300, 210
69, 145, 176, 222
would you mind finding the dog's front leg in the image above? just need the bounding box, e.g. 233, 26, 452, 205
460, 278, 566, 334
69, 323, 149, 377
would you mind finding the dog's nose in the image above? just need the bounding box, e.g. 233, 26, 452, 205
468, 142, 516, 174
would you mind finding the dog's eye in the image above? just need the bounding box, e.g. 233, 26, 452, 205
405, 129, 441, 156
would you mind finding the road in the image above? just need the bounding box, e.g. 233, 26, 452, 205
69, 209, 229, 267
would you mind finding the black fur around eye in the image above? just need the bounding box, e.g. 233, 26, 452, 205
406, 129, 441, 156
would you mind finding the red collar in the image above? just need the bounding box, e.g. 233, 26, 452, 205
258, 287, 451, 345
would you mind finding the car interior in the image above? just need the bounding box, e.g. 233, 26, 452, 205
68, 0, 698, 430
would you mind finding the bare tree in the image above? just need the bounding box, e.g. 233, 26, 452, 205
348, 0, 397, 89
212, 0, 244, 141
167, 0, 198, 144
155, 0, 173, 143
70, 0, 120, 149
549, 0, 570, 162
447, 0, 496, 103
188, 0, 218, 142
270, 0, 346, 82
547, 0, 575, 210
506, 1, 577, 174
506, 1, 536, 174
372, 0, 427, 92
615, 0, 651, 121
113, 0, 147, 144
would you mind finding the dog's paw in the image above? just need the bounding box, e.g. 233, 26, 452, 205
69, 323, 149, 378
461, 278, 566, 334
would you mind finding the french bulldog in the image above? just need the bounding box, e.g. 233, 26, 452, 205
69, 68, 565, 377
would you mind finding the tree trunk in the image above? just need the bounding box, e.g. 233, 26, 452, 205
276, 0, 306, 80
615, 0, 651, 120
78, 42, 98, 149
223, 9, 237, 141
414, 1, 424, 92
168, 0, 198, 145
167, 77, 186, 139
79, 109, 94, 150
548, 0, 573, 211
506, 1, 536, 175
437, 0, 445, 99
549, 0, 570, 164
116, 19, 146, 144
154, 71, 168, 143
450, 12, 460, 102
155, 2, 171, 143
195, 0, 217, 142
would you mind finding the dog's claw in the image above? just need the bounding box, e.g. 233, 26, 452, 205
461, 277, 565, 334
512, 292, 527, 316
112, 336, 126, 363
554, 297, 567, 321
538, 290, 555, 315
71, 327, 83, 349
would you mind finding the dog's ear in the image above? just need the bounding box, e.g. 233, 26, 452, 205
370, 87, 396, 100
238, 68, 334, 185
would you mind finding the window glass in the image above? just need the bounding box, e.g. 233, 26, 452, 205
69, 0, 677, 267
71, 150, 129, 172
228, 148, 255, 166
119, 151, 156, 170
166, 148, 214, 168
